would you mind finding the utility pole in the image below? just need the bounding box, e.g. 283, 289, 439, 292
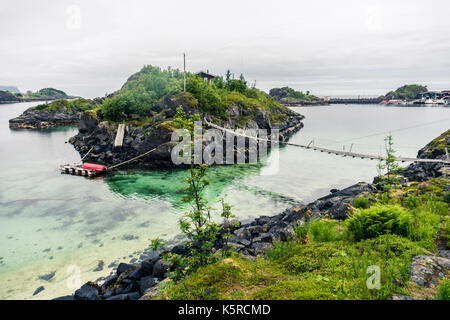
183, 53, 186, 92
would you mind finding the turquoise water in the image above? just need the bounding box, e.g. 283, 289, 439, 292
0, 102, 448, 299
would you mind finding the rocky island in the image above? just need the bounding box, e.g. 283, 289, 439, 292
1, 87, 79, 105
10, 65, 305, 167
269, 86, 328, 106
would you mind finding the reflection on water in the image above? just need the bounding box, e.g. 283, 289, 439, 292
105, 162, 267, 208
0, 102, 448, 299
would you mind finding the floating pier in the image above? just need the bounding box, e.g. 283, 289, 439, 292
60, 163, 108, 177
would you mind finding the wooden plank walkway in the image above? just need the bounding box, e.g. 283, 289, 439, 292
204, 119, 450, 165
60, 164, 100, 177
114, 122, 125, 147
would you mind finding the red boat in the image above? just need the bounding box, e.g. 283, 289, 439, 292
82, 163, 108, 172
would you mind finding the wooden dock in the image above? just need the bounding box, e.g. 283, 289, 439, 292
114, 122, 125, 147
60, 164, 102, 177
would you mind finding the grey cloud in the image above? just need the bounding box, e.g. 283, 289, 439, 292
1, 0, 449, 98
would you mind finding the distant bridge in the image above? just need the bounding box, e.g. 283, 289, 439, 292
204, 119, 450, 165
329, 98, 383, 104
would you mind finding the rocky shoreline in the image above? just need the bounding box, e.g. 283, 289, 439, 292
55, 131, 449, 301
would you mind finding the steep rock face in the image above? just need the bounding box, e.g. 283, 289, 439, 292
402, 129, 450, 181
69, 94, 305, 169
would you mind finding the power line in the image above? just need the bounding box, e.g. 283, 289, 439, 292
335, 117, 450, 143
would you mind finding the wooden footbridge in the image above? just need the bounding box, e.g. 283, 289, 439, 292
204, 119, 450, 165
60, 120, 450, 178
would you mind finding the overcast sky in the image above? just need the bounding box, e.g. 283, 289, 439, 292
1, 0, 450, 98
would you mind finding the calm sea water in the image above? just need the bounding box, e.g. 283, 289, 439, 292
0, 102, 449, 299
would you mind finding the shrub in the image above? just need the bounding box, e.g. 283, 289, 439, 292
352, 196, 371, 209
345, 204, 413, 241
293, 220, 310, 240
436, 279, 450, 300
266, 241, 298, 261
308, 219, 342, 242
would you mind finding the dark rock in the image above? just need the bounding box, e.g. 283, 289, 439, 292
105, 292, 140, 300
141, 258, 158, 277
251, 242, 271, 255
116, 262, 136, 275
33, 286, 45, 296
52, 295, 74, 300
100, 274, 118, 291
122, 234, 139, 241
171, 244, 189, 256
115, 281, 139, 295
270, 226, 295, 242
238, 239, 251, 247
253, 233, 273, 243
247, 225, 263, 236
38, 271, 56, 281
138, 276, 158, 294
124, 267, 143, 280
256, 216, 271, 226
152, 259, 169, 278
93, 260, 104, 272
74, 283, 100, 300
233, 227, 252, 240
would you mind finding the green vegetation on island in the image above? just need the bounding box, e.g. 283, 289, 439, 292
27, 88, 69, 99
383, 84, 428, 100
100, 65, 283, 121
269, 87, 321, 105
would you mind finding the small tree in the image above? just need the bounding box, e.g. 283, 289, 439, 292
377, 135, 400, 181
376, 135, 402, 197
219, 199, 236, 258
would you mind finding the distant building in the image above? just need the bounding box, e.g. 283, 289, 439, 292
196, 70, 216, 82
416, 91, 445, 99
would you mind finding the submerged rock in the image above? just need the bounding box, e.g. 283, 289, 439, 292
38, 271, 55, 281
33, 286, 45, 296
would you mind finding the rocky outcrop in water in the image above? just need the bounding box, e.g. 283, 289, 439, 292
402, 129, 450, 181
0, 90, 20, 104
9, 98, 102, 129
69, 93, 305, 169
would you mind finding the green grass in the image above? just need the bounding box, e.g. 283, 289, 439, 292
352, 196, 371, 209
436, 279, 450, 300
158, 235, 426, 300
